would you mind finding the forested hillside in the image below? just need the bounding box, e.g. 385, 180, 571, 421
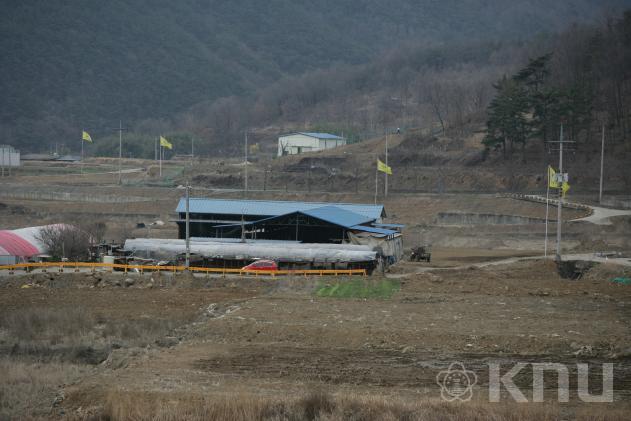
2, 0, 629, 153
172, 10, 631, 161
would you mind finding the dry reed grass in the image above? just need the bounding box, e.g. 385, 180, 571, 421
74, 390, 630, 421
0, 358, 85, 419
1, 307, 93, 343
0, 304, 196, 419
1, 306, 182, 359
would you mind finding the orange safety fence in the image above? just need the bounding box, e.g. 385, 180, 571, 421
0, 261, 367, 277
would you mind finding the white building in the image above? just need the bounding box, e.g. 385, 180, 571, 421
277, 132, 346, 156
0, 145, 20, 168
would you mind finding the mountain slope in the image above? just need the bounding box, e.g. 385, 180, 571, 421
1, 0, 629, 151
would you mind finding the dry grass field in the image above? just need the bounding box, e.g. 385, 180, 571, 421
1, 158, 630, 419
0, 261, 630, 419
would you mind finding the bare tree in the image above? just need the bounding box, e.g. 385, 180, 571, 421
426, 81, 450, 134
79, 220, 106, 244
35, 222, 104, 261
278, 140, 289, 156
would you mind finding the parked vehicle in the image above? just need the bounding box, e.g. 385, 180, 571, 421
241, 259, 278, 271
409, 245, 431, 262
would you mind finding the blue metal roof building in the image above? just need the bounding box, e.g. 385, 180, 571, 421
278, 132, 347, 156
295, 132, 344, 140
175, 198, 398, 243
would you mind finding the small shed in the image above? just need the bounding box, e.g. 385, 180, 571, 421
278, 132, 345, 156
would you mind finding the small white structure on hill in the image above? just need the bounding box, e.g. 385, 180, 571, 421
278, 132, 346, 156
0, 145, 20, 168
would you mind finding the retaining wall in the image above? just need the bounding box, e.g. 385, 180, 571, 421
436, 212, 547, 225
0, 185, 153, 203
601, 196, 631, 209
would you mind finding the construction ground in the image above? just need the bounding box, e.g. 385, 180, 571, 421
1, 132, 630, 419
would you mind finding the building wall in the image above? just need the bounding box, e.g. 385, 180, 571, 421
0, 255, 17, 265
347, 232, 403, 263
318, 138, 346, 150
0, 146, 20, 167
179, 213, 348, 244
278, 134, 319, 156
278, 134, 345, 156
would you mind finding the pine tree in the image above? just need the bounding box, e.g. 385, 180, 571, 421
484, 52, 594, 158
483, 76, 531, 158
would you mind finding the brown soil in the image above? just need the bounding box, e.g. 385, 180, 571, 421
3, 260, 625, 418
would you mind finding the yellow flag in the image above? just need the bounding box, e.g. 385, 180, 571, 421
82, 131, 92, 143
562, 181, 570, 197
160, 136, 173, 150
377, 159, 392, 175
548, 166, 559, 188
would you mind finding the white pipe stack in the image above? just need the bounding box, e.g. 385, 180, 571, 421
124, 238, 376, 262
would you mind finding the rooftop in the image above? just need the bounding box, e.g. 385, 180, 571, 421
213, 208, 398, 237
176, 198, 385, 220
301, 205, 374, 227
280, 132, 345, 140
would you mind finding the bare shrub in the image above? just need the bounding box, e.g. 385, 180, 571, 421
99, 317, 182, 347
298, 390, 335, 420
35, 224, 92, 261
79, 220, 106, 244
34, 219, 106, 261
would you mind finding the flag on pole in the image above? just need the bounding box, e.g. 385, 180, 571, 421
160, 136, 173, 150
377, 159, 392, 175
82, 131, 93, 143
549, 166, 570, 196
548, 166, 559, 188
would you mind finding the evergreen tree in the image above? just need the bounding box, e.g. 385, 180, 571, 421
483, 76, 531, 158
484, 52, 594, 157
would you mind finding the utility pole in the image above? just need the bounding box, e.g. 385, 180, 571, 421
599, 123, 605, 204
544, 164, 550, 258
374, 155, 378, 205
548, 124, 576, 261
263, 166, 269, 191
116, 120, 124, 185
555, 125, 564, 261
385, 130, 389, 197
81, 130, 84, 174
244, 130, 248, 194
185, 181, 190, 269
240, 211, 245, 242
308, 160, 312, 192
